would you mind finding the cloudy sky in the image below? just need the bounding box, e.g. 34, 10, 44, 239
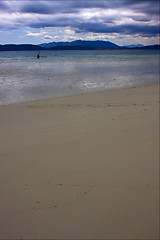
0, 0, 159, 45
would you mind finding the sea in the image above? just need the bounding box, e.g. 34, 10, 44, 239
0, 49, 159, 105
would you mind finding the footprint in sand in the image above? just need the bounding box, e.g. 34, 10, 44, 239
23, 183, 94, 211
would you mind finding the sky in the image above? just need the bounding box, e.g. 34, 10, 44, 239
0, 0, 159, 46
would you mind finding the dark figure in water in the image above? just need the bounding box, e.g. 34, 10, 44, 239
37, 54, 40, 59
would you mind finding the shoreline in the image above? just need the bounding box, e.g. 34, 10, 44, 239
0, 83, 159, 239
0, 82, 158, 107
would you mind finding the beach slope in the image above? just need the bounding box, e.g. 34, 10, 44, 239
0, 84, 159, 239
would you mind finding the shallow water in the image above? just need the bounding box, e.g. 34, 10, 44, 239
0, 50, 159, 104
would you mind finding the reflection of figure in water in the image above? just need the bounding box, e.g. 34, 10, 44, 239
37, 54, 40, 59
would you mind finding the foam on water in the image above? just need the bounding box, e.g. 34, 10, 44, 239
0, 50, 159, 104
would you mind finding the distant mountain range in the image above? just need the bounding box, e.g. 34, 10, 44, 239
125, 44, 144, 48
0, 44, 44, 51
39, 40, 121, 49
0, 40, 159, 51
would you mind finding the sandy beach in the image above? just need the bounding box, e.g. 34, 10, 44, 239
0, 84, 159, 239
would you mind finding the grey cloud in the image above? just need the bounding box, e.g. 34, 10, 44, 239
0, 1, 8, 10
121, 24, 159, 36
76, 22, 159, 36
131, 16, 151, 22
0, 0, 159, 38
0, 1, 21, 13
122, 0, 160, 15
28, 15, 159, 37
20, 1, 79, 14
21, 2, 54, 14
29, 16, 78, 29
70, 1, 110, 9
8, 0, 160, 16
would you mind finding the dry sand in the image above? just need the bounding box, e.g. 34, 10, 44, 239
0, 84, 159, 239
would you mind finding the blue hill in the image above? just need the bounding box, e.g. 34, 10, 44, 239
39, 40, 121, 49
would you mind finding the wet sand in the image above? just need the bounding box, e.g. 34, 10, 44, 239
0, 84, 159, 239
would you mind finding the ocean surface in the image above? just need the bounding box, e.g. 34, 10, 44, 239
0, 49, 159, 105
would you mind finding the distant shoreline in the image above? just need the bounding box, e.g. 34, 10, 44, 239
0, 41, 159, 51
1, 83, 158, 107
0, 48, 159, 52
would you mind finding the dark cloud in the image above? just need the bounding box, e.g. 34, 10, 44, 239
70, 1, 110, 9
20, 1, 79, 14
121, 24, 159, 36
122, 0, 160, 15
0, 1, 9, 11
131, 16, 151, 22
28, 14, 159, 37
1, 0, 159, 38
12, 0, 160, 15
21, 2, 54, 14
76, 22, 159, 36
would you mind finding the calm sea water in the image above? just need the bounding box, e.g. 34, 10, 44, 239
0, 50, 159, 104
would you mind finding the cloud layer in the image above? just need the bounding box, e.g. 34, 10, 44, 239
0, 0, 159, 44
